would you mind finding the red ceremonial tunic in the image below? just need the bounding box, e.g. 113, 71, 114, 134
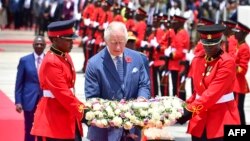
168, 29, 188, 71
31, 51, 84, 139
233, 43, 250, 93
221, 35, 238, 58
187, 51, 240, 138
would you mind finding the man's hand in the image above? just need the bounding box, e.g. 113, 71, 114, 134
176, 108, 192, 124
136, 96, 147, 102
15, 104, 23, 113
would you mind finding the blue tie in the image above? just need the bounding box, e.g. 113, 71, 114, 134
116, 56, 123, 82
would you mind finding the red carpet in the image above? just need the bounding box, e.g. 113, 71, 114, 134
0, 90, 24, 141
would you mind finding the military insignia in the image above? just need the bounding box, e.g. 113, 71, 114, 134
207, 34, 212, 39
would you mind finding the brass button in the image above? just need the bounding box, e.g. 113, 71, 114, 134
202, 73, 205, 76
200, 82, 202, 86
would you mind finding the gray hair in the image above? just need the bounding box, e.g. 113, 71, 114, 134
104, 21, 128, 42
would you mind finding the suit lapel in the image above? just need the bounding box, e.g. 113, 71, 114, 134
30, 54, 39, 79
123, 49, 132, 83
102, 49, 121, 84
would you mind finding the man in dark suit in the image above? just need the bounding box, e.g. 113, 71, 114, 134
84, 21, 151, 141
15, 36, 46, 141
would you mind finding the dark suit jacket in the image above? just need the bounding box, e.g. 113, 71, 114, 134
85, 47, 151, 141
15, 53, 42, 111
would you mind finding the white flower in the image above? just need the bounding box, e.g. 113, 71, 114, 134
112, 117, 123, 127
95, 120, 105, 128
124, 121, 133, 130
107, 110, 115, 118
101, 119, 108, 127
85, 111, 95, 120
132, 102, 149, 109
114, 109, 121, 115
93, 103, 102, 111
105, 106, 113, 113
97, 111, 104, 118
139, 109, 148, 117
152, 113, 161, 121
125, 112, 132, 118
120, 104, 130, 111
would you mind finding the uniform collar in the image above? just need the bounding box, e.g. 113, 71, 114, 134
50, 45, 66, 57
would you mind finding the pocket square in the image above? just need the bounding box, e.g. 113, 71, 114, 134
132, 67, 138, 73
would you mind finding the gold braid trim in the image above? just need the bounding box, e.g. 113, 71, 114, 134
186, 105, 204, 117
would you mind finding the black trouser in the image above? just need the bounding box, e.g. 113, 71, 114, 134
235, 93, 246, 125
170, 70, 179, 97
192, 130, 223, 141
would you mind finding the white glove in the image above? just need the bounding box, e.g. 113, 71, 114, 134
164, 46, 172, 57
84, 18, 91, 26
103, 22, 109, 29
90, 39, 96, 44
75, 13, 81, 20
140, 40, 149, 48
181, 76, 186, 83
93, 21, 99, 28
82, 36, 88, 43
182, 49, 188, 54
186, 51, 194, 62
161, 71, 170, 77
100, 42, 106, 47
150, 37, 159, 48
149, 61, 154, 67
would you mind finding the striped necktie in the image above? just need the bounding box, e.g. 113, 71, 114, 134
116, 56, 123, 82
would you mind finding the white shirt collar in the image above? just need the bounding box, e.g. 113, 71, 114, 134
107, 47, 123, 60
34, 52, 44, 60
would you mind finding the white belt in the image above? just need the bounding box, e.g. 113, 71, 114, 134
43, 88, 74, 98
196, 92, 234, 104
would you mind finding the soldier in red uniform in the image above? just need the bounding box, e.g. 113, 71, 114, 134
31, 19, 85, 141
233, 22, 250, 125
165, 15, 189, 98
113, 6, 124, 22
78, 0, 95, 73
146, 14, 165, 97
221, 20, 238, 58
177, 24, 240, 141
159, 15, 176, 96
124, 8, 136, 31
133, 8, 147, 48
